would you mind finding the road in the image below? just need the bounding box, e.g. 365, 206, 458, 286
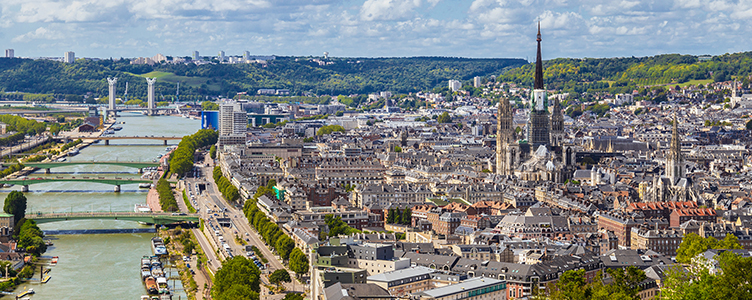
193, 152, 299, 299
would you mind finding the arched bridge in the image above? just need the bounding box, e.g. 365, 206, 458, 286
5, 161, 160, 173
27, 212, 199, 225
0, 177, 152, 192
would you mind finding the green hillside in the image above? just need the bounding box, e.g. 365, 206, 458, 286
0, 56, 526, 100
499, 52, 752, 95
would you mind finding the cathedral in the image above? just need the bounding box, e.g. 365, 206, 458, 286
496, 24, 574, 182
646, 115, 698, 202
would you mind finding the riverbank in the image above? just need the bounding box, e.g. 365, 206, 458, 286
10, 113, 200, 299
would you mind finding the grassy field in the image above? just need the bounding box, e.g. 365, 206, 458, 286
678, 79, 713, 88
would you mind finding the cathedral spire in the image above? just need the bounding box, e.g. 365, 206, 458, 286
671, 115, 680, 159
667, 114, 684, 184
534, 21, 544, 90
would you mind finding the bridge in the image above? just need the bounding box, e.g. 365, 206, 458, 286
53, 135, 182, 145
0, 177, 152, 192
27, 212, 200, 225
5, 161, 160, 173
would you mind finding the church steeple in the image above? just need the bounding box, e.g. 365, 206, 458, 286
666, 114, 684, 184
528, 22, 550, 149
534, 22, 544, 90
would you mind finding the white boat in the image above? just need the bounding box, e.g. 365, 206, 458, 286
139, 183, 152, 189
135, 204, 151, 213
67, 149, 79, 156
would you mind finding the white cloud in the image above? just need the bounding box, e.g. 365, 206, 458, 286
12, 27, 66, 42
0, 0, 751, 59
360, 0, 423, 21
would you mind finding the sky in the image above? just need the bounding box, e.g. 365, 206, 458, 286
1, 0, 751, 60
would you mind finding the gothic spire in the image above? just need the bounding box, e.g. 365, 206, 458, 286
534, 22, 544, 90
671, 114, 680, 158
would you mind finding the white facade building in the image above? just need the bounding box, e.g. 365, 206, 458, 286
449, 80, 461, 92
64, 51, 75, 63
4, 49, 13, 58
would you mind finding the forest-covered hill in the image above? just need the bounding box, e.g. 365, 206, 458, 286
499, 52, 752, 95
0, 56, 526, 100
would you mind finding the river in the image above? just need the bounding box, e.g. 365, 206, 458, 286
10, 113, 200, 300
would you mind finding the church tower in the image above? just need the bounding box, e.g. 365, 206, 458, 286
527, 22, 550, 150
550, 96, 565, 147
496, 97, 518, 175
665, 115, 684, 184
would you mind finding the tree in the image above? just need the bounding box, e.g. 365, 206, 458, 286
437, 112, 452, 123
746, 119, 752, 130
550, 269, 589, 300
269, 269, 292, 286
211, 256, 261, 299
210, 145, 217, 159
676, 233, 741, 263
394, 145, 402, 152
325, 215, 360, 237
283, 294, 304, 300
288, 248, 309, 277
401, 208, 412, 226
4, 191, 27, 226
386, 209, 396, 224
275, 235, 295, 261
17, 219, 46, 256
214, 285, 259, 300
202, 101, 219, 110
661, 251, 752, 300
317, 125, 345, 135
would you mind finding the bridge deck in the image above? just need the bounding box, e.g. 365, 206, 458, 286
28, 212, 199, 225
5, 161, 160, 169
54, 136, 182, 140
0, 177, 152, 186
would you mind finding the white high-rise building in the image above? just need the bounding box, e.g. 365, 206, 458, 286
4, 49, 13, 58
219, 101, 247, 145
243, 51, 250, 61
449, 80, 462, 92
473, 76, 482, 88
64, 51, 75, 63
218, 51, 225, 62
192, 51, 199, 61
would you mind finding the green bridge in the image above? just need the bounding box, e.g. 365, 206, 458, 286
5, 161, 160, 173
0, 177, 152, 192
27, 212, 200, 225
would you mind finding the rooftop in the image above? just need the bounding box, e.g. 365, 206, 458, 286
367, 266, 434, 283
414, 277, 505, 298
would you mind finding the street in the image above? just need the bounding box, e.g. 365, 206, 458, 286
181, 152, 300, 299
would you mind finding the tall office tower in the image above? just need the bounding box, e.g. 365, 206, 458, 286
219, 102, 246, 145
4, 49, 13, 58
243, 51, 250, 61
526, 23, 550, 150
64, 51, 75, 63
219, 102, 241, 136
218, 51, 225, 62
474, 76, 481, 88
107, 77, 117, 110
192, 51, 199, 61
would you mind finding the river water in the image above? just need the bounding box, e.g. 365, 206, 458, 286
10, 113, 200, 300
